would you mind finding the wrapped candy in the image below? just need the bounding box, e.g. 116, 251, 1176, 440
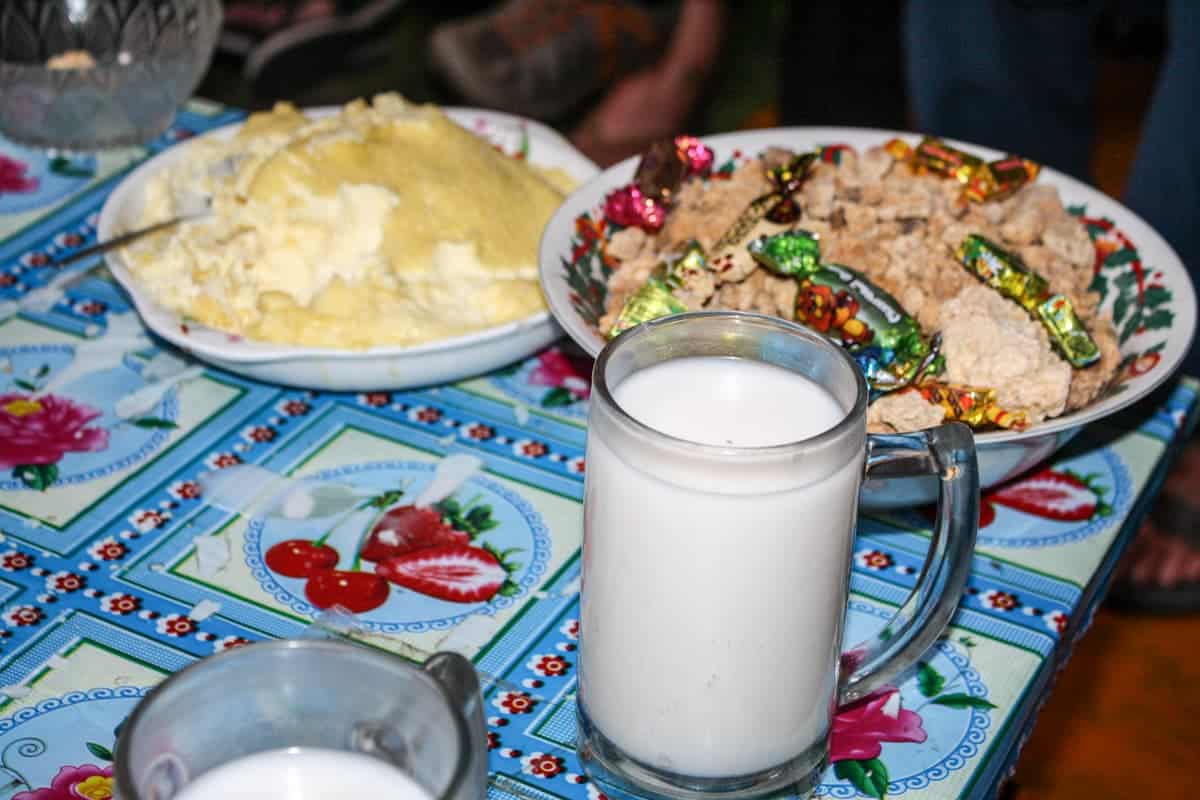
712, 152, 817, 251
956, 233, 1049, 312
964, 155, 1040, 203
608, 279, 687, 338
955, 234, 1100, 367
912, 137, 984, 184
1037, 294, 1102, 369
916, 382, 1029, 431
747, 230, 821, 277
604, 135, 716, 233
605, 184, 668, 232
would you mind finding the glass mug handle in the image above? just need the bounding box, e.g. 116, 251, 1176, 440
839, 421, 979, 704
424, 652, 490, 793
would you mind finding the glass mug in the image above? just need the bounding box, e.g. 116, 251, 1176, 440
577, 311, 979, 799
114, 639, 488, 800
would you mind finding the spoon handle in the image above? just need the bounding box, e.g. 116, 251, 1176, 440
52, 216, 192, 268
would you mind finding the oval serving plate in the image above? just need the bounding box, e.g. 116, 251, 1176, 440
100, 106, 599, 391
538, 127, 1197, 507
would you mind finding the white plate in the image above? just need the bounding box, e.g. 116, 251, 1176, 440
99, 106, 599, 391
538, 127, 1197, 507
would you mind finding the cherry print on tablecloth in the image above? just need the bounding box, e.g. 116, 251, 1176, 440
245, 461, 552, 633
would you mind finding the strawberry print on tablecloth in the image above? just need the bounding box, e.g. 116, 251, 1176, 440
245, 461, 553, 633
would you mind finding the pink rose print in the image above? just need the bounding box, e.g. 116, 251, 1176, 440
167, 480, 202, 500
529, 347, 592, 406
521, 752, 566, 779
492, 690, 538, 715
13, 763, 113, 800
0, 394, 109, 490
855, 549, 893, 570
3, 605, 44, 627
156, 614, 197, 637
830, 685, 927, 763
528, 654, 571, 678
88, 537, 128, 562
99, 593, 141, 615
0, 154, 38, 195
0, 551, 34, 571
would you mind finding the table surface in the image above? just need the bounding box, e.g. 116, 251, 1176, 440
0, 103, 1195, 800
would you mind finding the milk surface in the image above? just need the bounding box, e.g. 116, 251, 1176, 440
172, 747, 434, 800
581, 356, 862, 777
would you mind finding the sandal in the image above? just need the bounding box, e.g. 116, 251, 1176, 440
1107, 493, 1200, 615
428, 0, 678, 121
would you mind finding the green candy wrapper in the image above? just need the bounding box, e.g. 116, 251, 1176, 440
608, 279, 688, 338
955, 234, 1100, 367
956, 234, 1049, 312
747, 230, 821, 277
793, 262, 942, 391
1036, 294, 1101, 368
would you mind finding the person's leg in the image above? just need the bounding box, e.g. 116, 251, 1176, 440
568, 0, 724, 165
1123, 0, 1199, 362
1110, 0, 1200, 613
428, 0, 682, 122
904, 0, 1102, 180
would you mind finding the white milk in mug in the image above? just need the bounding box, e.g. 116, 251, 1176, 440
172, 747, 435, 800
580, 355, 861, 777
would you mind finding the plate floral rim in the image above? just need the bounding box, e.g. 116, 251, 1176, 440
537, 126, 1197, 445
98, 106, 598, 364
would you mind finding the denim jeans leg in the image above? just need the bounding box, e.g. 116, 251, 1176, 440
903, 0, 1102, 180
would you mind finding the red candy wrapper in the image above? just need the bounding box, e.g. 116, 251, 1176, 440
675, 135, 714, 176
607, 134, 714, 233
604, 184, 667, 232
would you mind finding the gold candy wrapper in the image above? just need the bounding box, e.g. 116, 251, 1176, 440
608, 279, 688, 338
965, 155, 1041, 203
913, 137, 984, 184
955, 234, 1101, 368
917, 382, 1029, 431
1036, 294, 1102, 368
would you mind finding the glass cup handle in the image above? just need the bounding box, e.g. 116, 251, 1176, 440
424, 652, 489, 789
839, 421, 979, 704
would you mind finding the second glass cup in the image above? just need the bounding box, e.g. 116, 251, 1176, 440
578, 311, 979, 799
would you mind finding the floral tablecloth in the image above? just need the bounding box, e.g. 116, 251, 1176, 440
0, 102, 1195, 800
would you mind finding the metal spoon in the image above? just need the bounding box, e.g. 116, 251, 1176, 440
50, 214, 201, 268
